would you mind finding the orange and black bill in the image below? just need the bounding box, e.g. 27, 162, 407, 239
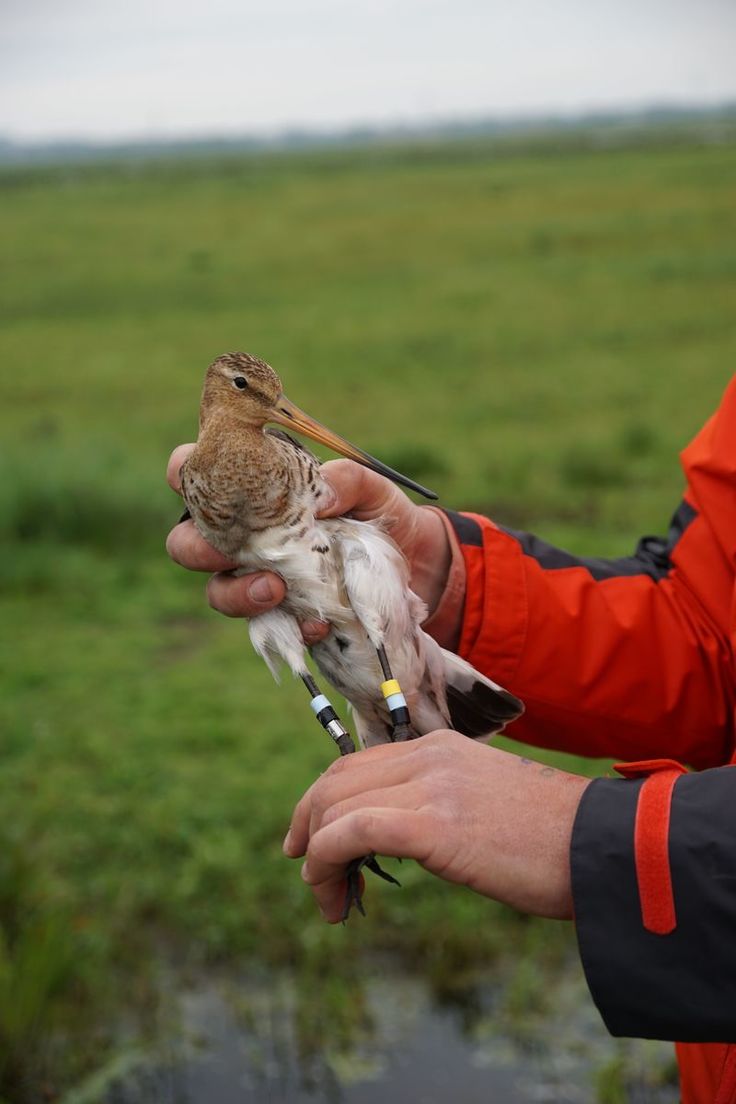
270, 395, 439, 501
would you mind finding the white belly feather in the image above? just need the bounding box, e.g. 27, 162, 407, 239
242, 514, 452, 746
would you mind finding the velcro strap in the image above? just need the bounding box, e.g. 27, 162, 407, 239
614, 758, 687, 936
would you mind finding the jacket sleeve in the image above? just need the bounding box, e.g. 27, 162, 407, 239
442, 505, 733, 767
571, 763, 736, 1041
444, 377, 736, 769
440, 376, 736, 770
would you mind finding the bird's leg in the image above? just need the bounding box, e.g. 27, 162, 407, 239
300, 673, 400, 920
376, 644, 413, 743
301, 672, 355, 757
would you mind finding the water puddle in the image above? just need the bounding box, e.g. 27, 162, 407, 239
104, 956, 677, 1103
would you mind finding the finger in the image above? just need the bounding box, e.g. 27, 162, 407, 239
305, 807, 433, 922
300, 619, 330, 646
313, 779, 427, 837
166, 443, 196, 494
286, 741, 422, 857
166, 520, 238, 573
316, 459, 405, 522
306, 768, 425, 847
286, 744, 418, 857
206, 571, 286, 618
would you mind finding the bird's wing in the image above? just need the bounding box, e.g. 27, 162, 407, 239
439, 648, 524, 739
265, 427, 320, 461
333, 519, 420, 647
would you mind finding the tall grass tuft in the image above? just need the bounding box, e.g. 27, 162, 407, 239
0, 447, 170, 554
0, 837, 76, 1098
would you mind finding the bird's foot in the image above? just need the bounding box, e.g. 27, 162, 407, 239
342, 852, 401, 922
390, 722, 413, 743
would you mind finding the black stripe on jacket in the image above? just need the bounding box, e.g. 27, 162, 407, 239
445, 501, 696, 583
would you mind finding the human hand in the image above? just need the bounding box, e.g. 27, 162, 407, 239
166, 445, 453, 643
284, 729, 590, 923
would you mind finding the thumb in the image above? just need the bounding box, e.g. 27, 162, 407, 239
317, 459, 404, 522
167, 443, 196, 494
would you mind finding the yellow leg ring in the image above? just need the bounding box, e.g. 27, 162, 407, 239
381, 679, 402, 699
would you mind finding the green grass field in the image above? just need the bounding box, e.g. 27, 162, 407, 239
1, 131, 735, 1099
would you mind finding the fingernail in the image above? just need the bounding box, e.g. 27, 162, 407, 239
301, 861, 310, 882
248, 575, 274, 604
282, 829, 292, 854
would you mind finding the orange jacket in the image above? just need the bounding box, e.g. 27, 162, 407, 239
445, 374, 736, 1103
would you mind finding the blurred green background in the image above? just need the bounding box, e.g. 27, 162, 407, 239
1, 127, 735, 1099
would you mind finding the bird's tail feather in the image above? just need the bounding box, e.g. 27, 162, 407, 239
440, 648, 523, 738
249, 608, 308, 681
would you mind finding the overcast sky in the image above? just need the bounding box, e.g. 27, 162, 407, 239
2, 0, 735, 144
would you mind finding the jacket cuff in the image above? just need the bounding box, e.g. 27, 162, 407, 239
571, 765, 736, 1042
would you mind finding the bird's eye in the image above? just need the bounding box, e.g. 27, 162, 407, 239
232, 376, 248, 390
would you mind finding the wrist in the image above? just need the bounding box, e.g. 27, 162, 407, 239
411, 507, 451, 611
542, 774, 591, 920
414, 507, 465, 650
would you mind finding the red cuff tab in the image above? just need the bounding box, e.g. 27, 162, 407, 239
613, 758, 688, 779
614, 759, 687, 936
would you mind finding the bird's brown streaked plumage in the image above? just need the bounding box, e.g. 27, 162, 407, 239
180, 351, 523, 747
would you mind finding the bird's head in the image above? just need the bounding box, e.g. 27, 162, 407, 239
199, 351, 438, 500
200, 352, 284, 427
